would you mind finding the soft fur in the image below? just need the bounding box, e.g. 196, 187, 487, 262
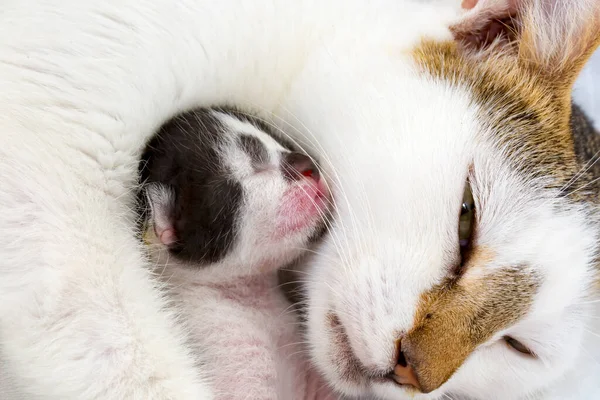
0, 1, 599, 400
140, 109, 333, 399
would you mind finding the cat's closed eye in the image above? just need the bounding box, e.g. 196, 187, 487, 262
503, 336, 536, 357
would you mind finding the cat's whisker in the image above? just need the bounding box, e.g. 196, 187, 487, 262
558, 147, 600, 194
284, 172, 352, 272
577, 342, 600, 369
562, 174, 600, 198
583, 328, 600, 340
276, 297, 312, 318
277, 340, 313, 350
573, 298, 600, 306
267, 105, 356, 271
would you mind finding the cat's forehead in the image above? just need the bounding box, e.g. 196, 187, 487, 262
411, 40, 579, 190
407, 38, 598, 306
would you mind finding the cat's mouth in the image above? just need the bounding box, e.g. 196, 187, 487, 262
323, 310, 424, 397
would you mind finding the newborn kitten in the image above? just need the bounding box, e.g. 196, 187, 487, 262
138, 107, 336, 400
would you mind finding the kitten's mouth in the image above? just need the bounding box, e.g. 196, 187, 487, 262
277, 175, 331, 234
295, 176, 331, 218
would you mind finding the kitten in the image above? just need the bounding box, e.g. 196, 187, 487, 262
138, 107, 335, 400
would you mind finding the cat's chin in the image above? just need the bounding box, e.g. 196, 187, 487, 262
304, 306, 430, 400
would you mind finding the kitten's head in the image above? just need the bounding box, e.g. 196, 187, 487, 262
300, 0, 600, 398
139, 108, 331, 280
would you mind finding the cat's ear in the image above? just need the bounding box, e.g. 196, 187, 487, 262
453, 0, 600, 90
144, 182, 178, 247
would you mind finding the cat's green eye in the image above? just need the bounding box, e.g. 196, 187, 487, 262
459, 181, 475, 251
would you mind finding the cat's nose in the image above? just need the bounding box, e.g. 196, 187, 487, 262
392, 338, 422, 391
281, 152, 320, 182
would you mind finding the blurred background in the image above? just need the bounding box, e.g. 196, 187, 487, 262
574, 49, 600, 130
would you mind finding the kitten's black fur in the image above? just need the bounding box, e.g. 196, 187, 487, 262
138, 108, 244, 264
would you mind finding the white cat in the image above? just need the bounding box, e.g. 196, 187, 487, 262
0, 1, 599, 400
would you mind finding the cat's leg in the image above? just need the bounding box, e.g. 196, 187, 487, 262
0, 133, 213, 399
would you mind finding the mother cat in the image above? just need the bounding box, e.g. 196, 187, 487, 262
1, 0, 599, 399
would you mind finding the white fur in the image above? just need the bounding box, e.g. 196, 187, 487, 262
0, 1, 598, 400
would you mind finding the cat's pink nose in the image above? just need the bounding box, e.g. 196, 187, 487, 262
392, 338, 422, 391
281, 152, 320, 182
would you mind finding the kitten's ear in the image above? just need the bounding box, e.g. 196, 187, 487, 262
144, 182, 178, 247
453, 0, 600, 89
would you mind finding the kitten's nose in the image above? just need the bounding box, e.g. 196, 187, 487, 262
392, 338, 422, 391
281, 152, 320, 182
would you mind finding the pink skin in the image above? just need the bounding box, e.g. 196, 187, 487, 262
150, 204, 178, 246
275, 175, 330, 238
462, 0, 477, 9
184, 274, 337, 400
461, 0, 519, 13
157, 228, 177, 246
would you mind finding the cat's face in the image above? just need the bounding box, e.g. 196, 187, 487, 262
306, 105, 598, 399
300, 1, 600, 398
